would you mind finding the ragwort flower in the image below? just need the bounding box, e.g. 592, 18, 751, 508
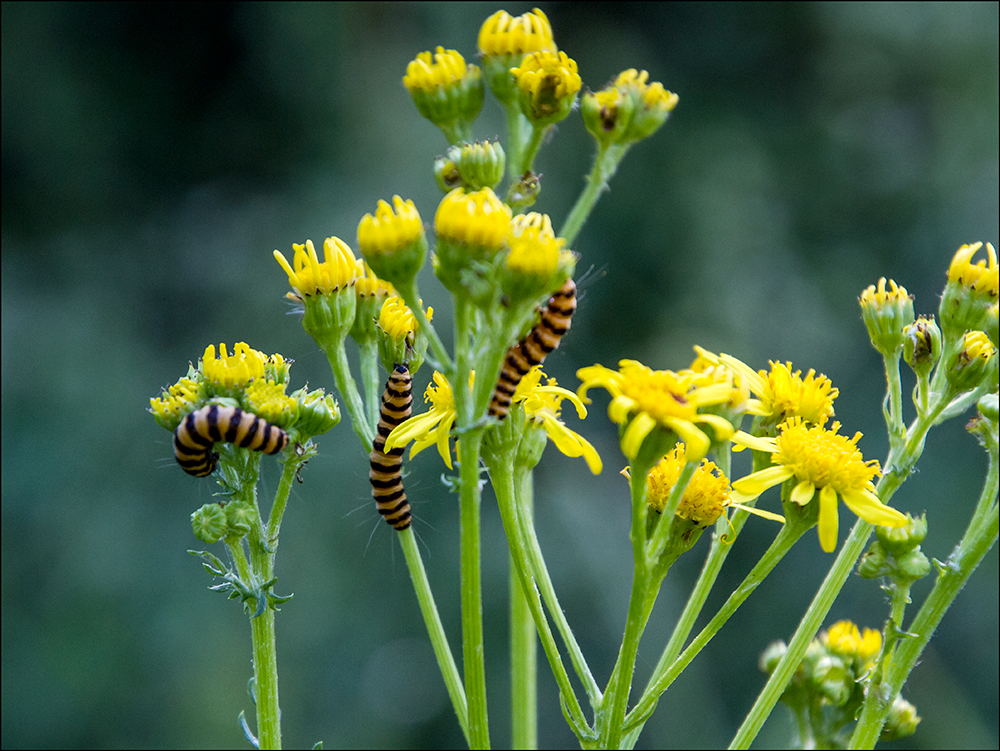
385, 370, 467, 469
732, 418, 907, 552
577, 359, 737, 464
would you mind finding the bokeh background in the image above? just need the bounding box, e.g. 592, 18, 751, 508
3, 2, 997, 748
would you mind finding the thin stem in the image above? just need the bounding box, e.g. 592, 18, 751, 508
510, 466, 537, 750
250, 607, 281, 749
505, 107, 530, 182
395, 277, 453, 376
626, 520, 804, 733
399, 528, 471, 746
359, 337, 381, 431
519, 124, 548, 176
322, 339, 375, 451
559, 143, 629, 247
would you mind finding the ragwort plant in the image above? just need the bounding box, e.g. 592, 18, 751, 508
149, 8, 999, 749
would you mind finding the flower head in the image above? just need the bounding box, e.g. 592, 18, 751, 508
945, 329, 997, 393
503, 212, 574, 302
822, 620, 882, 670
610, 69, 679, 142
202, 342, 266, 389
859, 277, 915, 356
149, 375, 201, 430
273, 237, 359, 298
940, 242, 998, 339
732, 418, 907, 552
478, 8, 555, 58
386, 371, 468, 469
403, 47, 483, 142
510, 50, 581, 126
701, 349, 838, 428
376, 295, 434, 374
433, 187, 513, 296
357, 196, 427, 286
577, 359, 738, 464
512, 366, 602, 474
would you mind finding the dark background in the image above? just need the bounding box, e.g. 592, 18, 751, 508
2, 3, 997, 748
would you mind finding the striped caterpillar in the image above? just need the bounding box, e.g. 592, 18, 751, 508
489, 279, 577, 419
369, 364, 413, 531
173, 405, 288, 477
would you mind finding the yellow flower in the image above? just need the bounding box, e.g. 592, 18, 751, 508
613, 68, 679, 141
244, 379, 298, 428
403, 47, 473, 92
354, 261, 395, 299
731, 418, 907, 552
859, 277, 915, 356
201, 342, 266, 388
273, 237, 359, 297
699, 348, 838, 427
577, 359, 737, 462
385, 371, 469, 469
510, 50, 581, 125
434, 187, 512, 251
947, 242, 998, 296
378, 295, 432, 343
624, 444, 785, 527
822, 620, 882, 669
505, 212, 568, 276
513, 366, 602, 474
357, 196, 427, 285
478, 8, 555, 57
149, 376, 200, 430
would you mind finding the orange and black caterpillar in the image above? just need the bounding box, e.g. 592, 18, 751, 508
370, 364, 413, 531
173, 405, 289, 477
489, 279, 577, 419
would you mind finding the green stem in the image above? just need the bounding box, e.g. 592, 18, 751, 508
490, 454, 593, 739
250, 607, 281, 749
882, 352, 906, 451
849, 453, 999, 747
359, 337, 381, 431
505, 107, 530, 182
729, 516, 874, 749
399, 528, 471, 746
559, 143, 629, 247
509, 466, 538, 749
519, 124, 547, 176
626, 520, 805, 733
453, 293, 490, 749
322, 339, 375, 451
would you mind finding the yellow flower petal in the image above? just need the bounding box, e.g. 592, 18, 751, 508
790, 479, 816, 506
840, 488, 908, 529
621, 411, 657, 459
818, 484, 840, 553
732, 465, 795, 498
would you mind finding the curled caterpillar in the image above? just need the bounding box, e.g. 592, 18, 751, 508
489, 279, 577, 419
370, 364, 413, 531
173, 405, 289, 477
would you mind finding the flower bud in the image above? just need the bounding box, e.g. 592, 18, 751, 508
225, 502, 256, 541
376, 295, 432, 375
501, 212, 574, 304
432, 187, 512, 297
857, 539, 891, 579
292, 388, 341, 439
939, 242, 998, 341
613, 69, 679, 143
505, 170, 541, 209
478, 8, 556, 104
403, 47, 483, 143
902, 316, 941, 377
581, 87, 635, 149
758, 640, 787, 674
945, 330, 997, 393
860, 277, 915, 357
881, 696, 921, 741
876, 513, 927, 556
357, 196, 428, 288
192, 503, 228, 544
447, 139, 506, 191
510, 50, 581, 128
895, 547, 932, 581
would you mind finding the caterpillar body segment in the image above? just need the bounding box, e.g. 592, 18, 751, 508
370, 364, 413, 531
173, 405, 289, 477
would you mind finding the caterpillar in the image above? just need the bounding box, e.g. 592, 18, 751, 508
173, 405, 289, 477
369, 364, 413, 531
489, 279, 577, 420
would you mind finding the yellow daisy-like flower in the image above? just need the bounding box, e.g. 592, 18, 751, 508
615, 69, 679, 112
244, 379, 298, 428
699, 348, 838, 427
354, 261, 395, 299
478, 8, 555, 57
378, 295, 432, 343
202, 342, 266, 388
506, 212, 564, 275
273, 237, 359, 297
149, 376, 200, 430
822, 620, 882, 668
358, 196, 424, 256
859, 277, 915, 356
731, 418, 907, 552
577, 359, 738, 462
403, 47, 473, 92
510, 50, 581, 124
624, 444, 785, 527
513, 366, 602, 474
385, 371, 470, 470
947, 242, 998, 296
435, 187, 512, 252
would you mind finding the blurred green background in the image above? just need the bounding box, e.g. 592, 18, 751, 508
2, 2, 997, 748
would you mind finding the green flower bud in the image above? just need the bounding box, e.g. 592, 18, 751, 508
945, 330, 997, 393
876, 513, 927, 556
581, 87, 635, 149
614, 69, 679, 143
505, 170, 541, 210
225, 502, 256, 541
448, 139, 506, 191
860, 277, 915, 357
813, 654, 852, 707
895, 547, 932, 581
433, 155, 463, 193
881, 696, 921, 741
758, 640, 787, 674
902, 316, 941, 377
376, 295, 432, 376
857, 539, 891, 579
192, 503, 228, 544
350, 263, 394, 347
293, 388, 341, 439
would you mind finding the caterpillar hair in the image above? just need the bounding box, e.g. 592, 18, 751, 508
173, 405, 289, 477
489, 279, 577, 419
370, 364, 413, 531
